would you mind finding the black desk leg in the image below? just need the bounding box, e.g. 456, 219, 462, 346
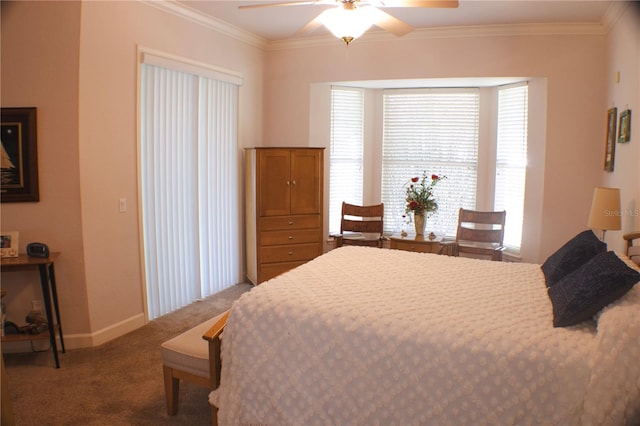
38, 264, 60, 368
47, 263, 65, 353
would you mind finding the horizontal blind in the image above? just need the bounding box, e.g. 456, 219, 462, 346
382, 89, 479, 236
329, 87, 364, 235
495, 84, 528, 251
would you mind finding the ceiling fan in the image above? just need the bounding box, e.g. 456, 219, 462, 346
239, 0, 459, 45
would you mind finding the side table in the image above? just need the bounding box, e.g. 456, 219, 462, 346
1, 253, 65, 368
389, 234, 443, 254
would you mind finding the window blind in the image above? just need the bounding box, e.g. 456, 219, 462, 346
329, 87, 364, 235
140, 62, 240, 320
381, 89, 479, 236
494, 84, 528, 252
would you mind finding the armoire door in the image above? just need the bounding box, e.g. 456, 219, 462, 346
290, 149, 322, 215
258, 149, 291, 217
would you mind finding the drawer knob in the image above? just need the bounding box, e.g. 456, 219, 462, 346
288, 236, 293, 240
288, 251, 293, 255
288, 221, 294, 225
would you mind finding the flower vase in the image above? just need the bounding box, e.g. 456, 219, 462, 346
414, 212, 426, 236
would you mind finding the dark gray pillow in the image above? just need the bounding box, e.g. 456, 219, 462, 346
541, 230, 606, 287
548, 251, 639, 327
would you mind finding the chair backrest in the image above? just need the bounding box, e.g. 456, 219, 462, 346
456, 208, 506, 245
340, 202, 384, 236
624, 231, 640, 266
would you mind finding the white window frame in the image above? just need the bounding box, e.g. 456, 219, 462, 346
494, 83, 529, 253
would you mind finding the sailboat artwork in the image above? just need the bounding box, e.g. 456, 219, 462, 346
1, 129, 20, 186
1, 142, 14, 169
1, 107, 39, 202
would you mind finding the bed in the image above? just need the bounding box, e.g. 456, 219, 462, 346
210, 236, 640, 425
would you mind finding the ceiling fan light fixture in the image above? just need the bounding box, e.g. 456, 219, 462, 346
320, 4, 374, 45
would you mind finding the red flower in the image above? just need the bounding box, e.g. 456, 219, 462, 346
404, 171, 446, 216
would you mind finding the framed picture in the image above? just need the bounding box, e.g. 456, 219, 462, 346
604, 107, 617, 172
0, 231, 19, 258
1, 107, 39, 202
618, 109, 631, 143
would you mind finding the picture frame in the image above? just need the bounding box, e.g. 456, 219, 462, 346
0, 231, 20, 258
604, 107, 617, 172
1, 107, 39, 202
618, 109, 631, 143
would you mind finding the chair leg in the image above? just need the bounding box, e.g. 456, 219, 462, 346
163, 365, 180, 416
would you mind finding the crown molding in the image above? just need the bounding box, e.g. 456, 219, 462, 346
140, 0, 267, 49
139, 1, 610, 53
267, 22, 608, 51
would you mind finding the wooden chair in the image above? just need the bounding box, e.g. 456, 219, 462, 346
334, 202, 384, 248
442, 208, 506, 261
623, 231, 640, 265
161, 310, 228, 425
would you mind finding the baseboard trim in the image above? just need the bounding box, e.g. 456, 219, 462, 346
2, 313, 147, 353
87, 313, 147, 348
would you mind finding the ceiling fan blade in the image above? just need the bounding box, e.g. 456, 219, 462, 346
366, 7, 413, 36
368, 0, 458, 8
238, 1, 332, 10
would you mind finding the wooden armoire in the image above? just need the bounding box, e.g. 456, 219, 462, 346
245, 148, 324, 284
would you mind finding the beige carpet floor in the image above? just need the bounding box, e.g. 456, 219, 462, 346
2, 283, 252, 426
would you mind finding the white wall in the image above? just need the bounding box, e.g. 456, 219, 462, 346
264, 28, 608, 263
1, 1, 89, 349
601, 3, 640, 253
2, 1, 264, 349
77, 1, 264, 342
2, 1, 637, 348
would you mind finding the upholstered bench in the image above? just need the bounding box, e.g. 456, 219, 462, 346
161, 310, 229, 422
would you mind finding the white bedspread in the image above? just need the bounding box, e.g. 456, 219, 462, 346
212, 246, 640, 425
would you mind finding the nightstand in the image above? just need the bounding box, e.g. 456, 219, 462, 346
1, 253, 65, 368
389, 234, 443, 254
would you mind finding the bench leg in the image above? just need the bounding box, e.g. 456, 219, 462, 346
211, 404, 219, 426
163, 365, 180, 416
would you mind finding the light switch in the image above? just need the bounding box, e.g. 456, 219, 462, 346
119, 198, 127, 213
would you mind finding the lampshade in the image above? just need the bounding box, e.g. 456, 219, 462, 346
588, 187, 621, 232
320, 5, 374, 45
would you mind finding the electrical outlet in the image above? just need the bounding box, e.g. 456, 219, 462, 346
119, 198, 127, 213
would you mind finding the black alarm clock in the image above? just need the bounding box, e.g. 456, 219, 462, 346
27, 242, 50, 258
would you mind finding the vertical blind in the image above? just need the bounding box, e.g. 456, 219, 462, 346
381, 89, 480, 235
494, 84, 528, 251
140, 61, 240, 320
329, 87, 364, 235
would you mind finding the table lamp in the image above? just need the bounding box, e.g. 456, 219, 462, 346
587, 186, 621, 240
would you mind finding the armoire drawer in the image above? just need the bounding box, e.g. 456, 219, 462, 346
260, 215, 320, 231
260, 243, 322, 263
259, 261, 307, 283
260, 229, 320, 246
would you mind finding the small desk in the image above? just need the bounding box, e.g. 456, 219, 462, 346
1, 253, 65, 368
389, 234, 443, 254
